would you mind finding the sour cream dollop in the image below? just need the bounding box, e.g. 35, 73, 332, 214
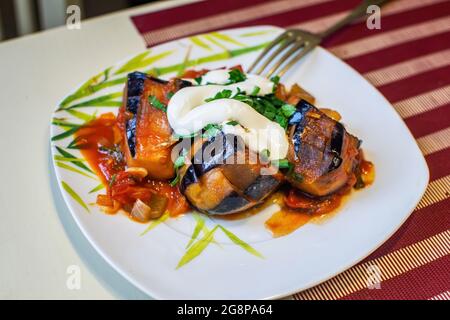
167, 70, 289, 160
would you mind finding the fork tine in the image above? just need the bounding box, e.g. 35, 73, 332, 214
253, 35, 296, 75
277, 42, 315, 78
247, 31, 291, 74
264, 39, 306, 79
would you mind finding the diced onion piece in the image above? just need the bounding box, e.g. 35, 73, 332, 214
148, 195, 168, 219
130, 199, 153, 222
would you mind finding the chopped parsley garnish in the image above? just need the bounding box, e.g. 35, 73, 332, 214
226, 120, 239, 126
250, 86, 261, 96
270, 75, 280, 85
271, 159, 302, 180
271, 159, 292, 170
173, 131, 198, 140
166, 92, 174, 100
281, 104, 296, 117
170, 150, 187, 187
148, 95, 167, 112
202, 123, 222, 139
194, 77, 202, 85
173, 123, 225, 140
274, 114, 287, 130
204, 89, 233, 102
270, 75, 280, 93
173, 154, 185, 169
204, 88, 296, 130
109, 174, 117, 188
227, 69, 247, 84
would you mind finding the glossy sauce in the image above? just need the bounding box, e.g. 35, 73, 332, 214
73, 113, 124, 184
266, 188, 349, 237
74, 113, 190, 221
216, 156, 375, 237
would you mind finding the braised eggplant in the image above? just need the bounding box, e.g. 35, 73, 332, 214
286, 100, 360, 197
179, 133, 283, 215
117, 72, 191, 179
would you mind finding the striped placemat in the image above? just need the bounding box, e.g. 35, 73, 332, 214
131, 0, 450, 300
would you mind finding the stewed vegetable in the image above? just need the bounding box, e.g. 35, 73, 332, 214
286, 100, 361, 196
179, 133, 283, 215
117, 72, 191, 179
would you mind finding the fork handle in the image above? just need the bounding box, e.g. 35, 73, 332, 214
317, 0, 390, 39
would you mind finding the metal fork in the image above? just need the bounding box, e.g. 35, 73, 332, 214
248, 0, 390, 78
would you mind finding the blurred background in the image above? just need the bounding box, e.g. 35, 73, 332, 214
0, 0, 164, 41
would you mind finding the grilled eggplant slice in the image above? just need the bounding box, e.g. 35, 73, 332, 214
287, 100, 360, 196
179, 133, 283, 215
117, 72, 191, 179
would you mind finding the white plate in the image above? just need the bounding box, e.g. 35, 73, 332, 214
50, 25, 429, 299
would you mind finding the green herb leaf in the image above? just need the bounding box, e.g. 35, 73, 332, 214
250, 86, 261, 96
173, 131, 199, 139
281, 104, 296, 117
169, 176, 180, 187
194, 77, 202, 85
170, 150, 187, 186
148, 95, 167, 112
226, 120, 239, 126
204, 89, 232, 102
271, 159, 292, 169
218, 225, 264, 258
227, 69, 247, 84
270, 75, 280, 85
166, 92, 174, 100
176, 225, 219, 269
274, 114, 288, 129
204, 89, 294, 132
109, 174, 117, 188
202, 123, 222, 139
174, 155, 185, 169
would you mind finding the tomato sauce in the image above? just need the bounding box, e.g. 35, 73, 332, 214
266, 154, 374, 237
74, 113, 190, 221
266, 187, 349, 237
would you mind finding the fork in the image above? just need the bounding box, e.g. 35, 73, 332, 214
248, 0, 390, 78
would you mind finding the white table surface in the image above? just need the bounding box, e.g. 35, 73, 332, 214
0, 0, 201, 300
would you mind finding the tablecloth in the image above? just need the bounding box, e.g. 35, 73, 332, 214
130, 0, 450, 300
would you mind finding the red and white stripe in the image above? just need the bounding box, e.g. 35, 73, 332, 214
131, 0, 450, 300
